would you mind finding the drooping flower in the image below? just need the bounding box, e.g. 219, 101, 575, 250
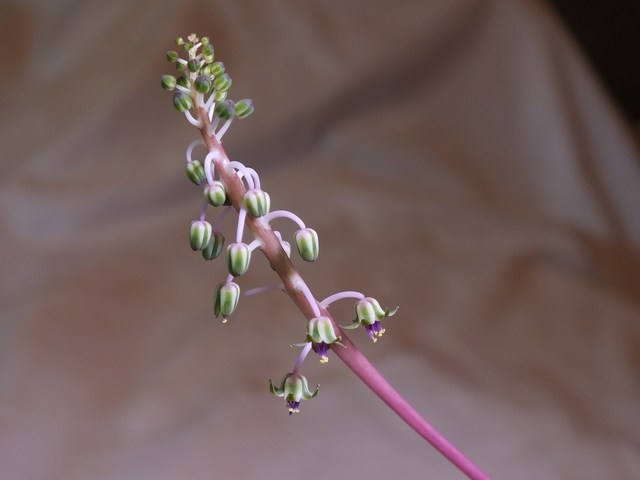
214, 281, 240, 321
301, 316, 344, 364
244, 188, 270, 217
202, 231, 225, 260
226, 242, 251, 277
186, 160, 206, 186
342, 297, 398, 342
294, 228, 319, 262
189, 220, 212, 251
204, 181, 226, 206
269, 373, 319, 415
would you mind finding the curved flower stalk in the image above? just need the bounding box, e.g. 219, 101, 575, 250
159, 34, 490, 480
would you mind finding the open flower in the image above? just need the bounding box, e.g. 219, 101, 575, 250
342, 297, 398, 342
298, 316, 344, 364
269, 373, 319, 415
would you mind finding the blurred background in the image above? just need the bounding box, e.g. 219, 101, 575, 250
1, 0, 639, 479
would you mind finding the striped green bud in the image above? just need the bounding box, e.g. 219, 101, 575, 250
175, 37, 184, 46
201, 36, 210, 45
176, 76, 189, 88
213, 90, 227, 102
185, 160, 206, 185
294, 228, 319, 262
214, 100, 235, 120
243, 188, 270, 217
213, 73, 232, 92
175, 61, 186, 73
173, 91, 192, 112
202, 231, 225, 260
187, 58, 200, 73
161, 75, 176, 90
204, 181, 226, 206
210, 61, 225, 77
227, 242, 251, 277
214, 281, 240, 320
189, 220, 212, 251
166, 51, 179, 62
235, 99, 254, 119
202, 44, 215, 63
194, 75, 211, 94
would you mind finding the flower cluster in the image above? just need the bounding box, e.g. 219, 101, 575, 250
161, 35, 397, 414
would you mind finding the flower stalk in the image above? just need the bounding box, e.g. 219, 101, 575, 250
160, 34, 490, 480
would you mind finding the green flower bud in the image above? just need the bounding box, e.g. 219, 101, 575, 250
202, 231, 225, 260
189, 220, 212, 251
235, 99, 254, 119
202, 44, 214, 59
187, 58, 200, 73
194, 75, 211, 94
210, 61, 225, 77
214, 90, 227, 102
176, 76, 189, 88
204, 181, 226, 206
166, 51, 179, 62
295, 228, 319, 262
214, 281, 241, 320
201, 36, 210, 45
161, 75, 177, 90
175, 37, 184, 46
227, 242, 251, 277
269, 373, 319, 414
243, 188, 270, 217
182, 42, 193, 52
214, 100, 235, 120
213, 73, 232, 92
175, 62, 186, 73
173, 91, 192, 112
186, 160, 206, 185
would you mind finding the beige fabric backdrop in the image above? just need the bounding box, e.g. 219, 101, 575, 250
1, 0, 639, 479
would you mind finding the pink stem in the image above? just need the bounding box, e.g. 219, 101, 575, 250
195, 106, 490, 480
331, 328, 490, 479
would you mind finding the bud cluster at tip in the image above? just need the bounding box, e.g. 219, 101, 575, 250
160, 33, 254, 135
